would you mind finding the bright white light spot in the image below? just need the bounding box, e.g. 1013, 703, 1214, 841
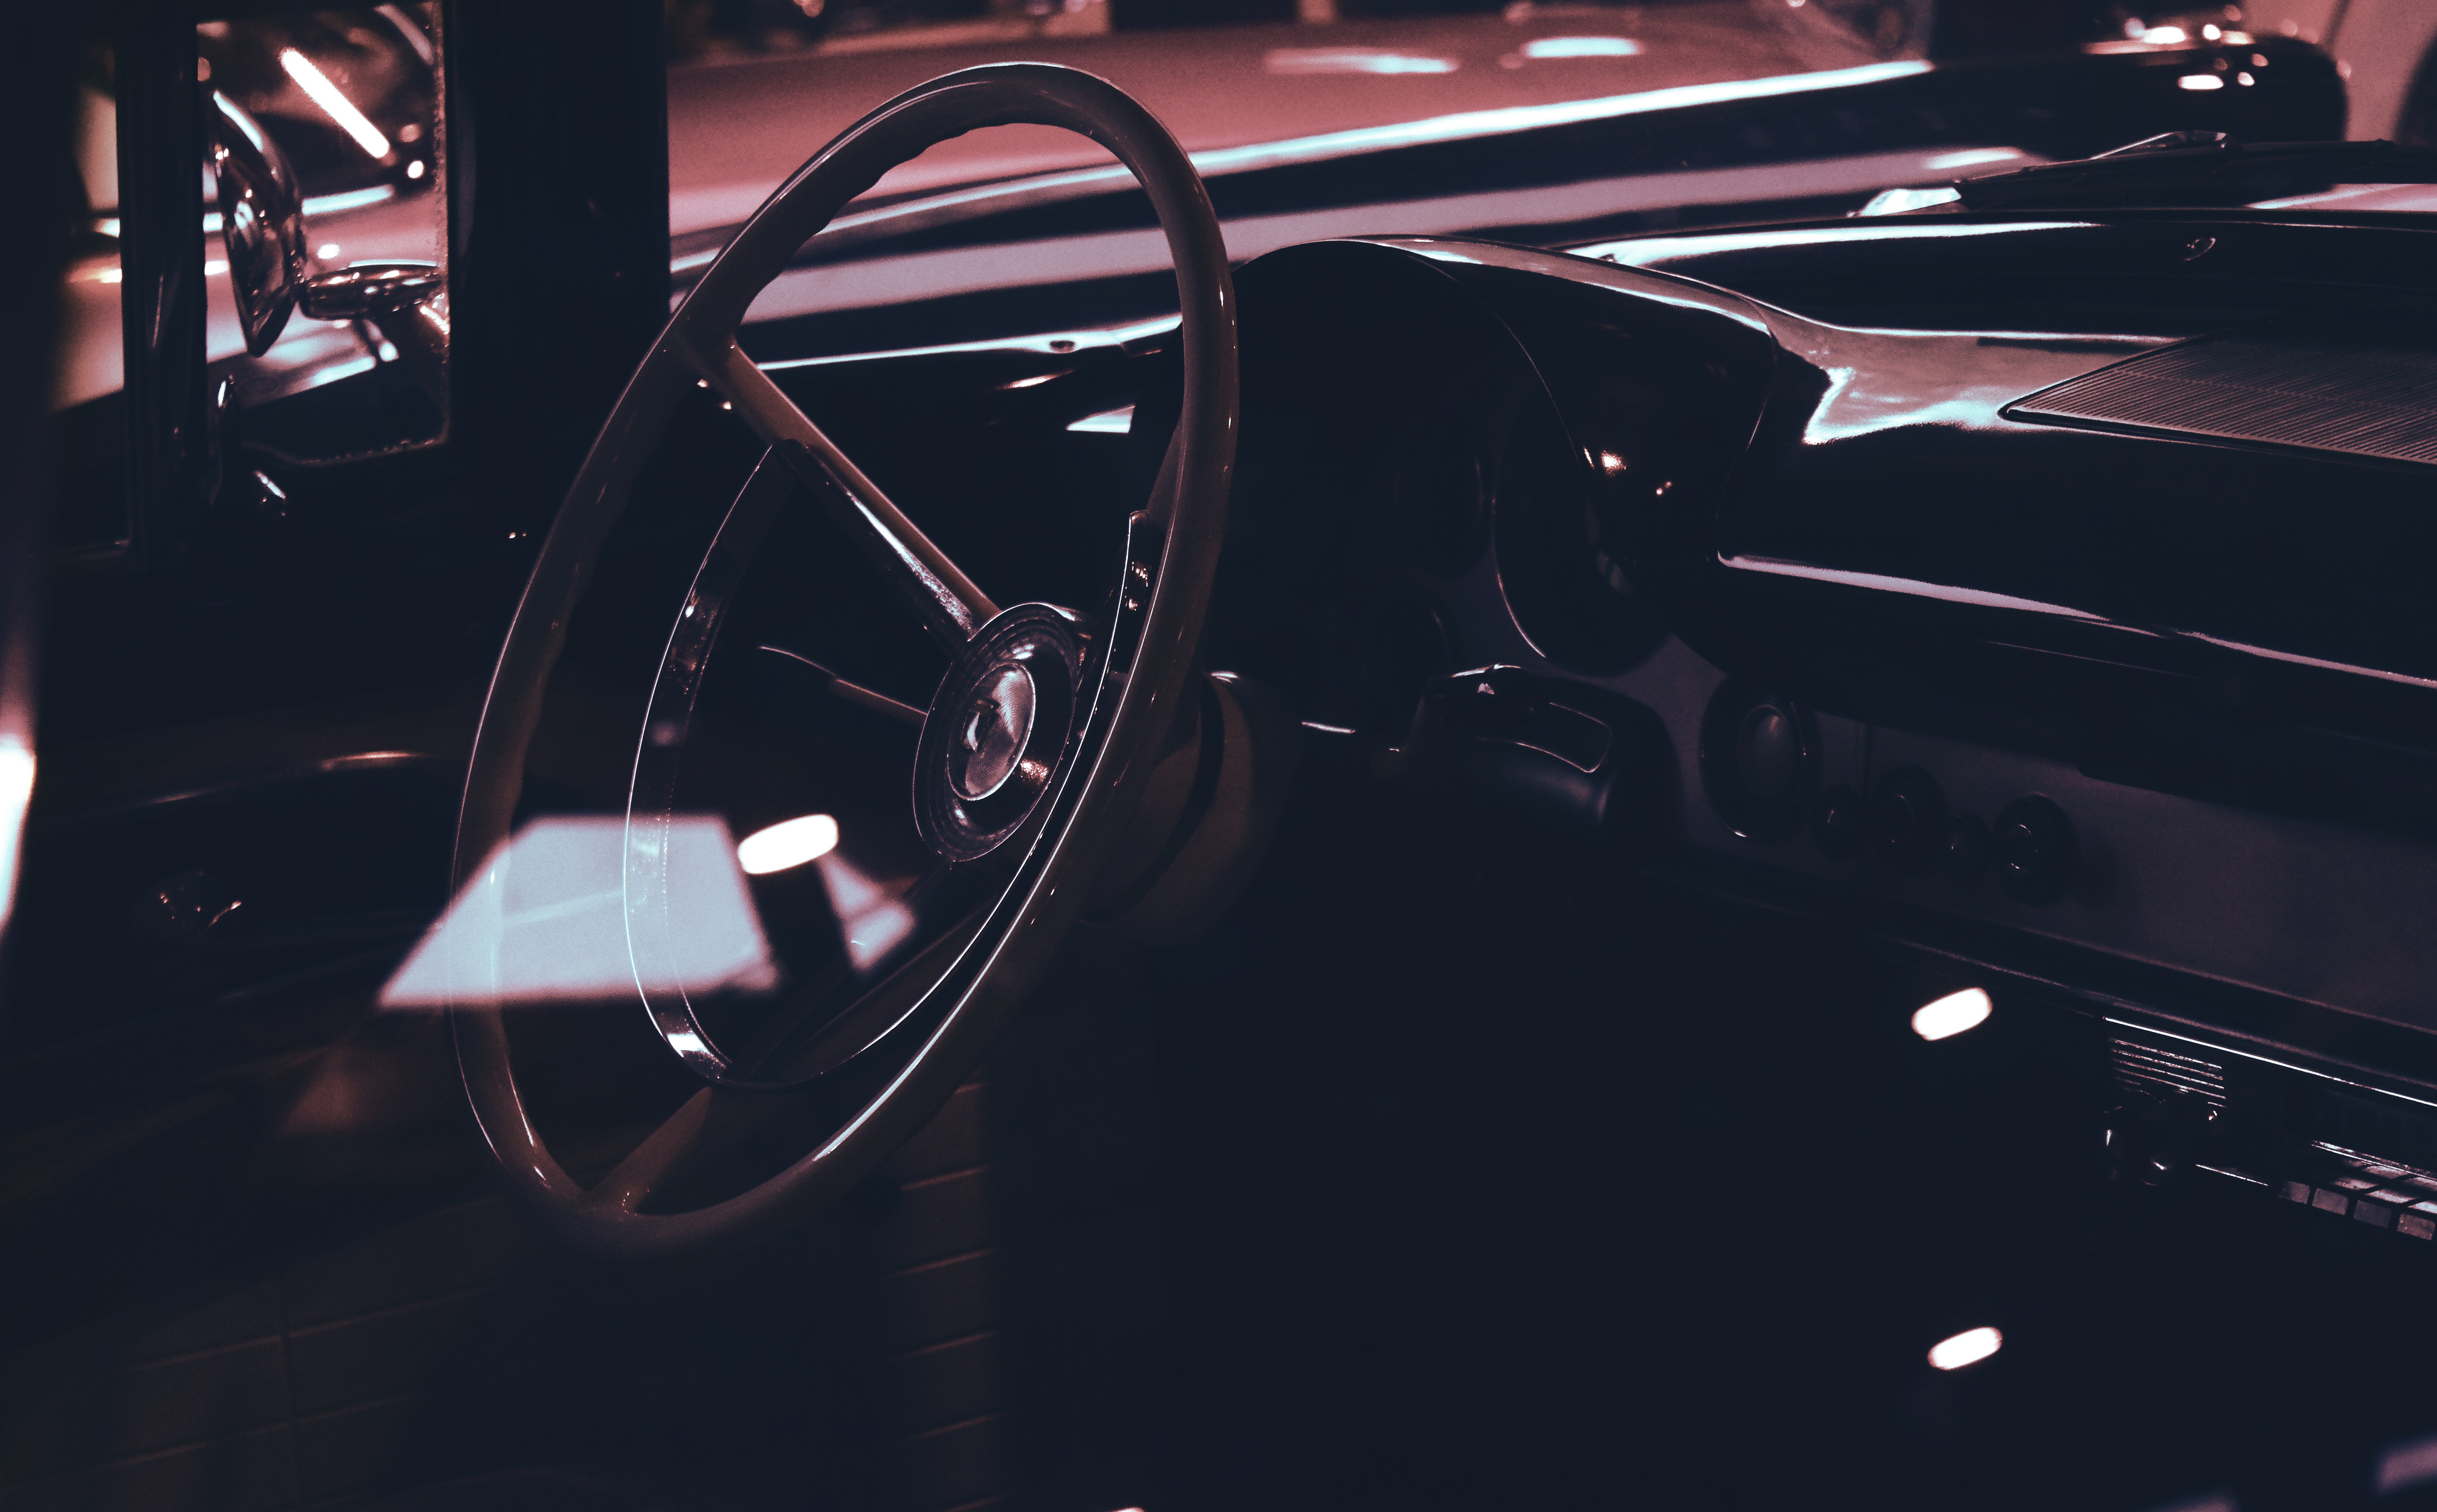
1925, 147, 2023, 171
666, 1028, 711, 1058
377, 340, 400, 361
2236, 71, 2253, 84
1912, 987, 1993, 1041
1522, 35, 1642, 58
2201, 22, 2220, 38
281, 48, 392, 158
204, 259, 229, 275
1068, 405, 1135, 435
405, 159, 426, 180
0, 735, 35, 932
2178, 73, 2223, 89
1928, 1326, 2002, 1371
2143, 24, 2188, 41
1264, 47, 1459, 74
738, 813, 840, 875
1857, 185, 1960, 216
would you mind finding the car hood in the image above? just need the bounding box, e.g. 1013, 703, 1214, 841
665, 3, 1820, 238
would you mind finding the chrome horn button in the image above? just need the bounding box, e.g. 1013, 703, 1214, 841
952, 664, 1037, 801
914, 604, 1087, 863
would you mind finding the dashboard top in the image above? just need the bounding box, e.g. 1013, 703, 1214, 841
1214, 222, 2437, 1084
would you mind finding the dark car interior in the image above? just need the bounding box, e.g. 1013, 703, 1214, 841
11, 2, 2437, 1510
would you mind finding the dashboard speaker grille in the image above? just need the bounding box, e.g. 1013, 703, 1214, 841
2109, 1036, 2227, 1108
2008, 335, 2437, 467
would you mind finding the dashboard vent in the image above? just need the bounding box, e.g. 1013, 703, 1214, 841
2008, 334, 2437, 467
2108, 1035, 2227, 1108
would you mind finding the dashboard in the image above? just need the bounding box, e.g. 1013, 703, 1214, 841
1215, 220, 2437, 1216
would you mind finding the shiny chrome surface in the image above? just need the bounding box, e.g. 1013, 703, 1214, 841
297, 259, 448, 406
207, 93, 308, 359
912, 604, 1086, 862
721, 345, 997, 647
295, 260, 443, 320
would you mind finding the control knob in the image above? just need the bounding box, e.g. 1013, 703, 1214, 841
1811, 785, 1866, 859
1994, 796, 2077, 904
1868, 767, 1946, 872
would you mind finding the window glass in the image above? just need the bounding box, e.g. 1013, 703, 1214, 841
50, 5, 446, 553
197, 6, 447, 468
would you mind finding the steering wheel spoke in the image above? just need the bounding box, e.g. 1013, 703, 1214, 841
698, 339, 996, 648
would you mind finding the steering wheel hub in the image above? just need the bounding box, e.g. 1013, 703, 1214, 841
916, 604, 1085, 861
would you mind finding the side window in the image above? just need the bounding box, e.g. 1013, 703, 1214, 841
50, 6, 447, 556
198, 7, 448, 474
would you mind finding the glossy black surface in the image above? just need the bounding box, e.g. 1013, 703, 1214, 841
1217, 224, 2437, 1049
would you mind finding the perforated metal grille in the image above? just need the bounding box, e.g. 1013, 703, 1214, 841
2109, 1036, 2228, 1108
2009, 335, 2437, 467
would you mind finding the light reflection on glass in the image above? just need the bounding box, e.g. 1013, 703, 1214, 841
1856, 185, 1961, 216
279, 47, 392, 158
816, 848, 918, 974
1264, 48, 1460, 75
1067, 405, 1134, 435
2377, 1434, 2437, 1496
0, 735, 34, 934
1913, 987, 1992, 1041
380, 815, 777, 1008
738, 813, 841, 875
1521, 36, 1642, 58
1925, 148, 2023, 171
1927, 1326, 2002, 1370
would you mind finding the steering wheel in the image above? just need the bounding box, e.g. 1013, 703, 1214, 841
450, 64, 1238, 1259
